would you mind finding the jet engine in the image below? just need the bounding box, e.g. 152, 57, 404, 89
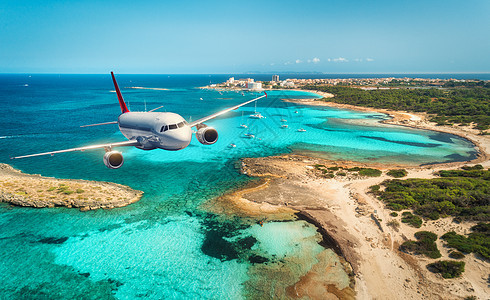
196, 127, 218, 145
103, 151, 124, 169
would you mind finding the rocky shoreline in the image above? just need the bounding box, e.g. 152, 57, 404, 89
211, 92, 490, 299
0, 164, 143, 211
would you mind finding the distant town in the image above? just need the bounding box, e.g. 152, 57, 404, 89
206, 75, 489, 91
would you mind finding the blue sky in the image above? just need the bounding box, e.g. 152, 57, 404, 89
0, 0, 489, 74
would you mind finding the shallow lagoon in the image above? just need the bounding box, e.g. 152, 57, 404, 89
0, 75, 477, 298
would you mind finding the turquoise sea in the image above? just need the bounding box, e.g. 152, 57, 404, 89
0, 74, 479, 299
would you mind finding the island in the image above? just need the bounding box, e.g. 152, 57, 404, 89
0, 164, 143, 211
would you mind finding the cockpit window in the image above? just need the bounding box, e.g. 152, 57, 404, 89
160, 125, 168, 132
177, 122, 185, 128
169, 124, 178, 130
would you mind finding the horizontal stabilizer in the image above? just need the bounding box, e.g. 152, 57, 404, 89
80, 121, 118, 128
148, 105, 164, 112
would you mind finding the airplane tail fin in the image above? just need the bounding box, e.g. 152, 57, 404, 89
111, 72, 130, 113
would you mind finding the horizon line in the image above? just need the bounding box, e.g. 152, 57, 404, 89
1, 71, 490, 75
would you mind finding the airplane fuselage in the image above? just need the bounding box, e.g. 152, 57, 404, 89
118, 112, 192, 151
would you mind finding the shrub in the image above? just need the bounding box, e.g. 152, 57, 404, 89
359, 168, 382, 177
441, 224, 490, 259
76, 189, 85, 194
449, 251, 465, 259
375, 173, 490, 222
369, 185, 380, 193
387, 169, 408, 178
328, 166, 340, 171
427, 260, 465, 278
387, 219, 400, 230
336, 172, 347, 176
390, 212, 398, 217
401, 212, 423, 228
461, 165, 483, 171
47, 187, 56, 192
400, 231, 441, 259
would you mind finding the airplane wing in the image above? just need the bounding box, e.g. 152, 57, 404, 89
188, 93, 267, 127
80, 121, 118, 128
11, 140, 140, 160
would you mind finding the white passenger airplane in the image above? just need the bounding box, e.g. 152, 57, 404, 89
11, 72, 267, 169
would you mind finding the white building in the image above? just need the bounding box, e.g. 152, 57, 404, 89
247, 82, 262, 90
280, 80, 295, 88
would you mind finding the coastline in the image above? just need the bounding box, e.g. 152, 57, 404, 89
0, 163, 143, 211
283, 95, 489, 167
209, 94, 489, 299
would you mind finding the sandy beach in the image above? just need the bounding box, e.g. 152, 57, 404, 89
211, 95, 489, 299
0, 163, 143, 211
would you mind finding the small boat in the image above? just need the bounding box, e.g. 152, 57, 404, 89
249, 113, 265, 119
244, 133, 255, 138
280, 118, 287, 122
199, 97, 203, 100
229, 143, 236, 148
239, 112, 248, 128
249, 101, 265, 119
281, 124, 288, 128
297, 128, 306, 132
294, 110, 299, 114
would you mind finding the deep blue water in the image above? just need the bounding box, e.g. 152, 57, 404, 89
0, 74, 478, 298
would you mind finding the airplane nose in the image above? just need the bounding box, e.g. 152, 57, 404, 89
169, 127, 192, 149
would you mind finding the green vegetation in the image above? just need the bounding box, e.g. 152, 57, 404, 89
76, 188, 85, 194
56, 184, 74, 195
359, 168, 382, 177
390, 212, 398, 217
47, 187, 56, 192
427, 260, 465, 278
373, 167, 490, 222
369, 185, 380, 193
448, 251, 465, 259
387, 169, 408, 178
304, 85, 490, 131
441, 223, 490, 260
401, 212, 423, 228
347, 167, 381, 177
400, 231, 441, 258
336, 172, 347, 176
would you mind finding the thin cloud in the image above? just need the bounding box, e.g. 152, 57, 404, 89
312, 57, 320, 63
295, 59, 302, 64
333, 57, 348, 62
366, 58, 374, 62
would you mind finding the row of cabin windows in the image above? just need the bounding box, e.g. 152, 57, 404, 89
160, 121, 188, 132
